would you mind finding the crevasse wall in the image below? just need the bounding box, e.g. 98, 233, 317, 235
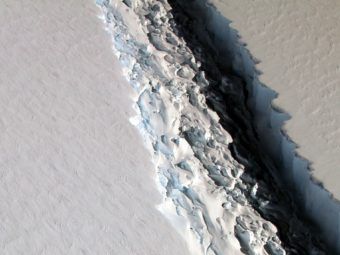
181, 0, 340, 252
96, 1, 290, 253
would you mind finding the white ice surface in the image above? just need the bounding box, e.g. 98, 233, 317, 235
0, 1, 190, 254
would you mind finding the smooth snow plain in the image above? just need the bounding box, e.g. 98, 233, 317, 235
0, 0, 190, 254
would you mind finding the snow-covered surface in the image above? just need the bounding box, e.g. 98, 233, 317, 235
0, 0, 190, 254
211, 0, 340, 199
1, 0, 336, 253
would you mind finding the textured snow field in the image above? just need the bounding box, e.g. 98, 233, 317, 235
0, 1, 190, 254
211, 0, 340, 197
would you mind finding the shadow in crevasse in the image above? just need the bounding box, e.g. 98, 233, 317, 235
167, 0, 339, 253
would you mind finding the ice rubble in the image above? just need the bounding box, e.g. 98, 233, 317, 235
96, 0, 328, 254
171, 0, 340, 253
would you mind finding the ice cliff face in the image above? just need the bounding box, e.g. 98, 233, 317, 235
96, 0, 327, 254
169, 0, 340, 253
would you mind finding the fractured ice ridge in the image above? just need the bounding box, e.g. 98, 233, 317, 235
166, 0, 327, 253
95, 0, 324, 254
170, 1, 340, 254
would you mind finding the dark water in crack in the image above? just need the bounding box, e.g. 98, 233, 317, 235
166, 0, 328, 253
